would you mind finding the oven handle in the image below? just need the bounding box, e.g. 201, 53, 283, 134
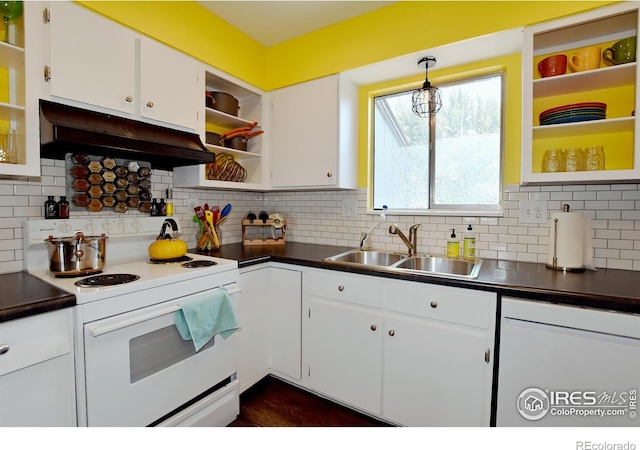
86, 284, 241, 338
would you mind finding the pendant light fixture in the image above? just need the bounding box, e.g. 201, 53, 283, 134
411, 56, 442, 118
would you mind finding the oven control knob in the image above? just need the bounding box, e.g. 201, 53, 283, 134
102, 219, 113, 232
86, 220, 96, 233
131, 218, 140, 232
117, 219, 126, 232
59, 222, 72, 233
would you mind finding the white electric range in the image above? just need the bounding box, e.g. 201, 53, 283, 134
24, 216, 241, 427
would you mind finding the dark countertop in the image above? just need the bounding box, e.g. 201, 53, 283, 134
0, 271, 76, 323
202, 242, 640, 315
5, 241, 639, 323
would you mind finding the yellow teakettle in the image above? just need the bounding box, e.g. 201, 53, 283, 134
148, 218, 188, 260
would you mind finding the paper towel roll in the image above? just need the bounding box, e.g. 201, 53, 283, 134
547, 211, 585, 270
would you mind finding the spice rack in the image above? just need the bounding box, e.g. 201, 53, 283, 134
242, 219, 286, 246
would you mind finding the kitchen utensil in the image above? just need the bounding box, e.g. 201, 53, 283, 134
246, 212, 257, 223
221, 203, 232, 218
205, 209, 220, 248
45, 232, 108, 277
205, 91, 239, 116
259, 211, 269, 223
148, 218, 188, 260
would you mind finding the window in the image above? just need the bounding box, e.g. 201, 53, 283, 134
372, 72, 503, 213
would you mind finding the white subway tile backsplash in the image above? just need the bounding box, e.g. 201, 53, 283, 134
2, 160, 640, 273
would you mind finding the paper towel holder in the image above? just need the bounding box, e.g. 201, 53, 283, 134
545, 204, 586, 272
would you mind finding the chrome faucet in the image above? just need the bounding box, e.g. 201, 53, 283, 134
389, 223, 420, 255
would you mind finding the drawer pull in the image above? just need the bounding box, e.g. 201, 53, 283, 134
370, 324, 377, 331
338, 285, 345, 292
430, 301, 438, 308
0, 344, 9, 355
125, 95, 133, 102
146, 101, 154, 108
388, 329, 395, 337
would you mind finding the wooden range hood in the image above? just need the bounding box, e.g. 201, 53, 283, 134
39, 100, 214, 171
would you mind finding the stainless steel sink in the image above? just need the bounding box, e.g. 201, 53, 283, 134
324, 249, 407, 267
391, 255, 482, 278
324, 249, 483, 279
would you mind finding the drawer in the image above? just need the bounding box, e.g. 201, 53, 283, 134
304, 269, 383, 308
384, 280, 496, 329
0, 309, 73, 377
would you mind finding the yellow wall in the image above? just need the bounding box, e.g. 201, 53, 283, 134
76, 0, 618, 188
264, 1, 614, 90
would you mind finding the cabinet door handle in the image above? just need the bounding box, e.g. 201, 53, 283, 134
0, 344, 9, 355
338, 285, 344, 292
43, 65, 51, 82
327, 172, 333, 178
430, 301, 438, 308
388, 329, 395, 337
146, 101, 154, 108
370, 324, 377, 331
125, 95, 134, 103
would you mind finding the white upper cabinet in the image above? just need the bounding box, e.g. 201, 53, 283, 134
48, 1, 136, 115
138, 35, 200, 129
521, 2, 640, 184
270, 74, 358, 190
47, 1, 198, 131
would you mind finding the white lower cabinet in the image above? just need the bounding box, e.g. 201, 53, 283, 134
382, 281, 496, 426
238, 264, 302, 392
307, 294, 383, 415
303, 269, 497, 426
0, 309, 76, 426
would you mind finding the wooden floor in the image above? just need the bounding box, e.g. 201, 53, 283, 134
229, 376, 391, 427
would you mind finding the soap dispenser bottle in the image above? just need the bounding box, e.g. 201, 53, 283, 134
446, 228, 459, 258
463, 224, 475, 260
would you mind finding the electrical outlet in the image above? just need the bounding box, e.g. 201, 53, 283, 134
341, 194, 357, 217
520, 200, 548, 224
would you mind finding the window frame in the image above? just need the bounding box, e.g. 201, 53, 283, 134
369, 70, 506, 217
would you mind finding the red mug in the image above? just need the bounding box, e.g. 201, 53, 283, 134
538, 54, 567, 78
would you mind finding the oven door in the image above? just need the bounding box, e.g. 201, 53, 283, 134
83, 285, 240, 427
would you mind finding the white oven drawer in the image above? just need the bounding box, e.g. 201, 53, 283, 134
83, 285, 240, 427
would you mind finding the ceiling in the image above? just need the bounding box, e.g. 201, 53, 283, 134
198, 1, 396, 46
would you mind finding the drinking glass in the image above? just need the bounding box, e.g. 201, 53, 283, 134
542, 148, 565, 172
564, 147, 584, 172
0, 1, 23, 45
585, 146, 605, 171
0, 128, 15, 164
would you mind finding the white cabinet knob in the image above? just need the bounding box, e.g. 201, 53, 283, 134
125, 95, 133, 102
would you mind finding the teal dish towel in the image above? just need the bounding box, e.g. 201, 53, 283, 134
174, 287, 240, 352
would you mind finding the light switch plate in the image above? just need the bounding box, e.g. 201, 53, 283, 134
520, 200, 548, 224
341, 194, 357, 217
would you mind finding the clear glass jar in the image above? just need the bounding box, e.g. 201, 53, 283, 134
542, 148, 565, 172
563, 147, 584, 172
585, 146, 605, 171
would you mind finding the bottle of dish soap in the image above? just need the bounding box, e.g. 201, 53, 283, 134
446, 228, 459, 258
463, 224, 475, 260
